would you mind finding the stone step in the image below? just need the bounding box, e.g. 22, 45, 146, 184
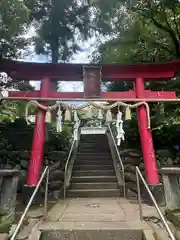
79, 146, 108, 150
75, 160, 113, 165
78, 142, 109, 146
80, 135, 107, 137
80, 134, 107, 137
49, 180, 63, 190
38, 223, 147, 234
70, 182, 119, 190
78, 151, 111, 155
80, 135, 107, 139
80, 139, 108, 142
76, 153, 112, 158
79, 142, 109, 146
76, 158, 113, 162
77, 148, 111, 153
49, 170, 64, 181
79, 139, 109, 143
68, 189, 121, 198
73, 165, 114, 171
77, 151, 111, 155
80, 137, 107, 141
38, 224, 155, 240
72, 170, 115, 177
78, 145, 110, 148
77, 153, 111, 156
71, 175, 117, 183
77, 151, 111, 154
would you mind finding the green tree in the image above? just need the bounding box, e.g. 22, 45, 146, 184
0, 73, 34, 122
32, 0, 123, 64
0, 0, 31, 59
93, 0, 180, 150
34, 0, 92, 63
0, 1, 38, 121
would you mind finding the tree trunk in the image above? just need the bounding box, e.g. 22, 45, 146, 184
50, 44, 59, 122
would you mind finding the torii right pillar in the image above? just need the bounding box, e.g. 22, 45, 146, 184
135, 77, 165, 205
135, 77, 159, 184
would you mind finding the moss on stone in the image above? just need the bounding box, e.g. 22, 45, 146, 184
165, 209, 180, 230
0, 212, 14, 233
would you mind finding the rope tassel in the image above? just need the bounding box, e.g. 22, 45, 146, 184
116, 110, 125, 146
86, 107, 93, 119
64, 109, 71, 122
56, 107, 62, 133
106, 109, 113, 122
98, 109, 103, 120
125, 106, 131, 120
117, 110, 122, 122
74, 110, 79, 122
45, 110, 52, 123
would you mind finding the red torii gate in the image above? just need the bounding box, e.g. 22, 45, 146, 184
0, 59, 179, 191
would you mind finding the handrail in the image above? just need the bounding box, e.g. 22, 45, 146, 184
107, 123, 125, 197
64, 121, 81, 198
135, 166, 176, 240
64, 139, 76, 198
10, 166, 50, 240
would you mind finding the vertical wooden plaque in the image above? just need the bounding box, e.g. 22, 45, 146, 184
83, 66, 101, 99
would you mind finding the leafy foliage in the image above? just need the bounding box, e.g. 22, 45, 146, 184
31, 0, 121, 63
0, 0, 31, 59
0, 73, 35, 122
46, 123, 72, 151
0, 118, 72, 151
94, 0, 180, 151
0, 1, 37, 121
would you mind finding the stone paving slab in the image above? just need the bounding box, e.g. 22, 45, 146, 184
38, 221, 150, 231
59, 198, 125, 222
62, 198, 125, 222
0, 234, 8, 240
47, 200, 70, 222
47, 197, 159, 230
60, 213, 125, 222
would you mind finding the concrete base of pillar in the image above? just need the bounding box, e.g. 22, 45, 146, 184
142, 183, 166, 207
0, 170, 20, 233
162, 174, 180, 210
22, 185, 43, 206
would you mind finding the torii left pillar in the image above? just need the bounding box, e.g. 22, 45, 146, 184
23, 77, 50, 203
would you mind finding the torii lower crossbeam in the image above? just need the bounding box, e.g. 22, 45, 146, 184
8, 90, 176, 100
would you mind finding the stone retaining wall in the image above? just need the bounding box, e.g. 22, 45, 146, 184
120, 149, 180, 199
0, 151, 68, 199
0, 148, 179, 200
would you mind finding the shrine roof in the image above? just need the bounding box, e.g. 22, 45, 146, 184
0, 59, 180, 81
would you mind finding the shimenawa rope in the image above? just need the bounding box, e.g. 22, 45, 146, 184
25, 100, 151, 128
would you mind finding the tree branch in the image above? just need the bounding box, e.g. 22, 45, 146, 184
149, 16, 180, 57
143, 2, 180, 57
171, 7, 180, 41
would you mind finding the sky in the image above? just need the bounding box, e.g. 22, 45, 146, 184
21, 25, 105, 93
28, 38, 96, 92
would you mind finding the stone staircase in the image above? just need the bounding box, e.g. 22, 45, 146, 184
13, 134, 172, 240
68, 134, 121, 198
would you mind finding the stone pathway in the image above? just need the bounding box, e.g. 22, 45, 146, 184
39, 197, 161, 231
16, 198, 172, 240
